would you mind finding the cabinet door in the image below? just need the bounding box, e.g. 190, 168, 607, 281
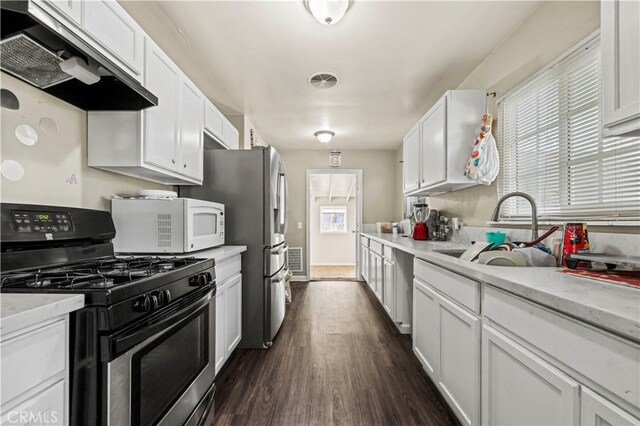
374, 254, 383, 300
403, 126, 420, 193
83, 0, 144, 80
225, 275, 242, 354
179, 77, 204, 180
214, 289, 226, 375
0, 380, 66, 426
482, 326, 580, 426
33, 0, 82, 25
223, 122, 239, 150
383, 260, 394, 318
602, 0, 640, 134
420, 97, 447, 188
437, 296, 480, 426
204, 100, 224, 142
580, 387, 639, 426
412, 279, 439, 379
361, 245, 369, 282
143, 39, 180, 172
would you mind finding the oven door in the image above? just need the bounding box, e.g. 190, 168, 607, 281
185, 199, 224, 252
106, 286, 215, 426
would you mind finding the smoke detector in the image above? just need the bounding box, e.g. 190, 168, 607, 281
307, 72, 339, 89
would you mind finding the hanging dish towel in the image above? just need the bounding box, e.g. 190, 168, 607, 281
464, 113, 500, 185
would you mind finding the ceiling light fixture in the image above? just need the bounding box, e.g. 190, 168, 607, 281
304, 0, 352, 26
315, 130, 334, 143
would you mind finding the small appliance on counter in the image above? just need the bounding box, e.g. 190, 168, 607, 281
111, 197, 225, 253
411, 203, 430, 240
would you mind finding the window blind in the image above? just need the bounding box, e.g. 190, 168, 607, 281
497, 35, 640, 221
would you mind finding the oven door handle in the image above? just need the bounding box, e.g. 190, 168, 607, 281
105, 285, 214, 360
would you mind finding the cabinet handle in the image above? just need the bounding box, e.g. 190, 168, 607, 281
183, 163, 187, 168
171, 159, 176, 164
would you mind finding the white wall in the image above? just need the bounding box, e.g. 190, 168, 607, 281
1, 73, 168, 211
310, 197, 356, 265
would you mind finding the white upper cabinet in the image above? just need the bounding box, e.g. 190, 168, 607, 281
143, 39, 181, 173
82, 0, 145, 82
602, 0, 640, 136
581, 387, 639, 426
32, 0, 82, 25
403, 90, 485, 195
403, 125, 420, 193
204, 100, 240, 150
204, 100, 225, 142
420, 96, 446, 188
179, 77, 204, 179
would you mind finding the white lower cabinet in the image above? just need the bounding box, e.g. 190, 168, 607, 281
412, 278, 439, 378
437, 296, 480, 426
581, 387, 640, 426
412, 273, 480, 426
361, 244, 369, 282
225, 274, 242, 353
382, 259, 394, 317
1, 317, 71, 426
482, 325, 580, 426
214, 255, 243, 376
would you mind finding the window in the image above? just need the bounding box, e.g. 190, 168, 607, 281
320, 206, 347, 233
498, 34, 640, 222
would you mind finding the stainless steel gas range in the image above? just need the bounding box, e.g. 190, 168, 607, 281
0, 203, 216, 426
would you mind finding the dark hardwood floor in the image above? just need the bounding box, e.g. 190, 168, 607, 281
209, 281, 459, 426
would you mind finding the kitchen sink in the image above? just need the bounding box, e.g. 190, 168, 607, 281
434, 249, 467, 258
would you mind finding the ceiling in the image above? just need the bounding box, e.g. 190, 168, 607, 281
121, 1, 541, 150
310, 174, 356, 200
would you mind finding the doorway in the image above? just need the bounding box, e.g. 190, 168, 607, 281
306, 169, 363, 281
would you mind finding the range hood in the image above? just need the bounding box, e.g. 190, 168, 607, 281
0, 1, 157, 110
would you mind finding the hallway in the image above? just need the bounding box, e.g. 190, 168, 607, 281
211, 281, 458, 426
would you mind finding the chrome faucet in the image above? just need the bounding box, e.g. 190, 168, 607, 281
491, 192, 539, 240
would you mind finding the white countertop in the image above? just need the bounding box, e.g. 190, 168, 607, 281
362, 232, 640, 342
0, 294, 85, 336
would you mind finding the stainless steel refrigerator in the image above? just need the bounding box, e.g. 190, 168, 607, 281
180, 146, 289, 349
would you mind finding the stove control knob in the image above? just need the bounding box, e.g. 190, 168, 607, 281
150, 295, 159, 311
197, 273, 208, 286
162, 289, 172, 304
134, 295, 152, 312
205, 272, 213, 283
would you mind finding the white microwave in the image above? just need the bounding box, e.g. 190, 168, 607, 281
111, 198, 224, 253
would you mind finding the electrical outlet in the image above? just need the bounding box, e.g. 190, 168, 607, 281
297, 222, 303, 229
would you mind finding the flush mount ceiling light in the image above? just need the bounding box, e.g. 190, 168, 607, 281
315, 130, 334, 143
304, 0, 352, 26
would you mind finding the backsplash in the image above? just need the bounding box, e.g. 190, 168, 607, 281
0, 73, 168, 211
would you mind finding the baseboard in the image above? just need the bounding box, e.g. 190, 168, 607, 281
396, 322, 411, 335
290, 275, 308, 282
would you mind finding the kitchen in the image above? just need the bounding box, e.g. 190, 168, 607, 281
0, 0, 639, 425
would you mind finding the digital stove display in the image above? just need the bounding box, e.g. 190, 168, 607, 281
12, 210, 74, 233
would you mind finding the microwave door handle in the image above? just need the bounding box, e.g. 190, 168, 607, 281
108, 286, 214, 359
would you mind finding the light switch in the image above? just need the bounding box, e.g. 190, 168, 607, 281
297, 222, 303, 229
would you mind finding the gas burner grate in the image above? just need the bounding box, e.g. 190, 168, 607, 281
0, 256, 201, 290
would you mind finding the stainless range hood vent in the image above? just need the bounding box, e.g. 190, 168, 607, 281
0, 34, 73, 88
1, 1, 157, 110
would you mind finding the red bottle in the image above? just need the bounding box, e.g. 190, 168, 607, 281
562, 223, 590, 267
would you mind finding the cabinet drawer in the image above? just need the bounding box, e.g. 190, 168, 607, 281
360, 236, 369, 247
414, 259, 479, 313
1, 319, 66, 404
369, 240, 382, 255
383, 245, 393, 260
216, 255, 242, 286
0, 380, 65, 425
484, 286, 640, 409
